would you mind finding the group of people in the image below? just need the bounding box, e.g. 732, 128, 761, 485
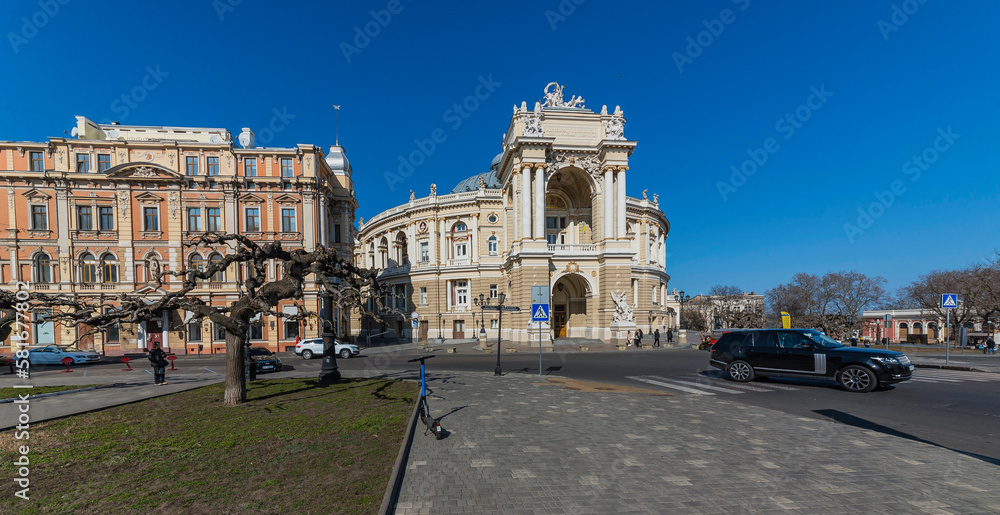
625, 328, 674, 348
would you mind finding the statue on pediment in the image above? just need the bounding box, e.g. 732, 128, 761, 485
542, 82, 585, 109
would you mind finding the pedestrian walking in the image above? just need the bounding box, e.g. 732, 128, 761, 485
666, 328, 673, 343
988, 337, 996, 355
637, 329, 643, 346
148, 342, 168, 385
626, 330, 632, 347
654, 328, 660, 348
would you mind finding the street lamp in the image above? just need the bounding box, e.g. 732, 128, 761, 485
494, 292, 506, 376
474, 293, 487, 340
677, 290, 691, 330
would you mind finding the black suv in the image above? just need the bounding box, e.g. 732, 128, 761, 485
709, 329, 913, 392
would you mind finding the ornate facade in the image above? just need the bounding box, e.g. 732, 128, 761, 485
0, 116, 356, 355
354, 84, 675, 345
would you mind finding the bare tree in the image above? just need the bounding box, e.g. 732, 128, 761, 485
827, 271, 888, 337
681, 303, 708, 331
707, 285, 764, 329
900, 268, 977, 341
2, 234, 383, 406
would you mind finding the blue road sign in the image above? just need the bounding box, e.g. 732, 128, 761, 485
941, 293, 958, 309
531, 303, 549, 322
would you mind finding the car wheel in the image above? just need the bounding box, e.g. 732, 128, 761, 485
838, 365, 876, 393
340, 349, 351, 359
728, 360, 755, 382
301, 349, 313, 360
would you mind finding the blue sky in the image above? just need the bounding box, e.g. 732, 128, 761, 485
2, 0, 998, 297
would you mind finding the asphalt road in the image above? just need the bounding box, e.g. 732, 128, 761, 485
12, 346, 999, 466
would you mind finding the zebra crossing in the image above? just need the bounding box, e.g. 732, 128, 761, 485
626, 368, 1000, 395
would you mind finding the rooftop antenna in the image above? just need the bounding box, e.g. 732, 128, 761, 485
332, 105, 341, 146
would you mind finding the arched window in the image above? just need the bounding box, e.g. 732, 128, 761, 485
210, 254, 225, 282
35, 253, 52, 283
452, 222, 467, 233
190, 254, 205, 282
80, 253, 98, 284
101, 254, 118, 283
451, 222, 468, 259
488, 236, 498, 256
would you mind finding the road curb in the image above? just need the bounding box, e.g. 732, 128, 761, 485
913, 364, 990, 373
379, 382, 422, 515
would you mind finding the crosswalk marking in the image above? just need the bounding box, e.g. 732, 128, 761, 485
643, 375, 746, 394
626, 376, 717, 395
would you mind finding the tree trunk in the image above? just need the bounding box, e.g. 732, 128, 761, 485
224, 329, 246, 406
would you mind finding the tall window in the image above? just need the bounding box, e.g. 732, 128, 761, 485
249, 318, 263, 340
488, 236, 498, 256
80, 253, 98, 284
281, 208, 296, 232
188, 321, 203, 342
187, 208, 202, 231
105, 321, 120, 343
76, 153, 89, 173
546, 216, 567, 245
420, 287, 427, 305
31, 205, 48, 230
206, 156, 219, 176
454, 240, 468, 258
99, 206, 114, 231
334, 224, 342, 243
280, 157, 294, 177
29, 151, 44, 171
284, 317, 299, 340
143, 207, 159, 231
210, 253, 225, 282
245, 208, 260, 232
98, 154, 111, 172
207, 207, 221, 231
214, 323, 227, 342
102, 254, 118, 283
490, 284, 498, 299
454, 280, 469, 306
419, 242, 429, 262
185, 156, 199, 175
190, 255, 204, 281
244, 157, 257, 177
77, 206, 93, 231
35, 253, 52, 283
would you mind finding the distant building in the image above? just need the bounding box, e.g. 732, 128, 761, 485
0, 116, 356, 355
353, 83, 675, 345
686, 292, 764, 330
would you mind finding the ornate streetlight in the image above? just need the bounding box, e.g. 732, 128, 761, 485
474, 293, 488, 341
494, 292, 506, 376
677, 290, 691, 330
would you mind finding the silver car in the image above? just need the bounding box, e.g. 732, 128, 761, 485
294, 338, 359, 360
26, 345, 101, 365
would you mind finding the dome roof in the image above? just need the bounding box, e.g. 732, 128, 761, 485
325, 145, 352, 175
450, 170, 502, 194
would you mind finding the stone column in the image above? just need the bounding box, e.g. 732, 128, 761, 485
603, 168, 613, 241
440, 219, 447, 264
510, 177, 518, 242
428, 218, 437, 266
520, 165, 531, 240
533, 165, 545, 240
615, 168, 627, 239
302, 191, 316, 251
470, 214, 479, 263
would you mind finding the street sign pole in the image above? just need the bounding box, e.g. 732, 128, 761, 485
942, 293, 957, 365
532, 286, 550, 377
946, 309, 950, 365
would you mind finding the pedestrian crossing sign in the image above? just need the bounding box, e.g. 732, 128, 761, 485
941, 294, 958, 309
531, 303, 549, 322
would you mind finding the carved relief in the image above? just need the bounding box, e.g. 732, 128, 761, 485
522, 103, 544, 137
131, 166, 157, 178
118, 190, 130, 217
612, 291, 634, 323
168, 191, 180, 218
605, 115, 625, 140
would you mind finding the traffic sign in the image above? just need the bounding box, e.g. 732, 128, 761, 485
941, 294, 958, 309
531, 303, 550, 322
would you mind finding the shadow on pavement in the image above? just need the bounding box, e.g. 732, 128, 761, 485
814, 409, 1000, 466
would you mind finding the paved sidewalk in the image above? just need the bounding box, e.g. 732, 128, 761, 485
391, 371, 1000, 514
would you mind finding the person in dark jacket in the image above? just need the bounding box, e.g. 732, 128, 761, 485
653, 328, 660, 348
149, 342, 168, 385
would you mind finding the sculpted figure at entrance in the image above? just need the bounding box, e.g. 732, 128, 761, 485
612, 291, 634, 323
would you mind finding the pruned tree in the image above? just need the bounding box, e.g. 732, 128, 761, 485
3, 233, 383, 406
680, 307, 708, 331
826, 271, 888, 337
900, 268, 978, 341
708, 284, 764, 329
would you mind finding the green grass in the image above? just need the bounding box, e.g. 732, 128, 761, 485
0, 378, 417, 514
0, 385, 105, 400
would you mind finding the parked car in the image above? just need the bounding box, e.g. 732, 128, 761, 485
295, 338, 359, 360
709, 328, 913, 393
248, 346, 282, 373
25, 345, 101, 365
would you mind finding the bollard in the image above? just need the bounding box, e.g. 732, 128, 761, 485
121, 357, 133, 371
167, 355, 177, 371
61, 357, 74, 373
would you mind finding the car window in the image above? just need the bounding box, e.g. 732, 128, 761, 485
752, 331, 778, 348
777, 331, 811, 349
249, 347, 272, 356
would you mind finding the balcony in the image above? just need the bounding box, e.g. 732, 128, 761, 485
548, 244, 597, 255
447, 258, 471, 267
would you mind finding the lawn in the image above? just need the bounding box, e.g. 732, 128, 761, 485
0, 377, 417, 514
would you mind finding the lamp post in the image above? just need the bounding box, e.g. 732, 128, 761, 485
494, 292, 506, 376
677, 290, 691, 330
474, 293, 488, 341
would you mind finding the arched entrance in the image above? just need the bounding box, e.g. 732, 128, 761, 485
551, 274, 590, 339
